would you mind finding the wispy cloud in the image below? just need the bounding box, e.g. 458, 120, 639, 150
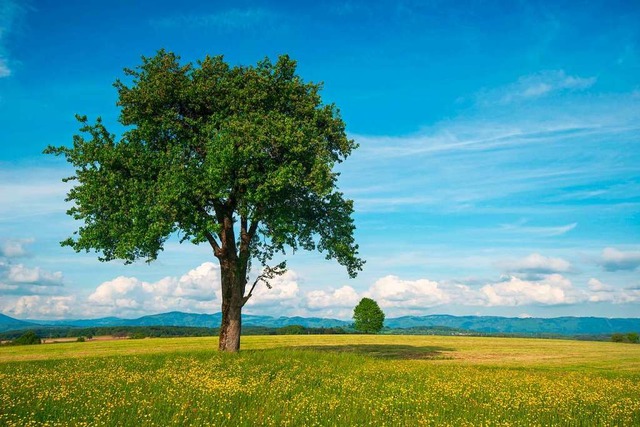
478, 70, 597, 105
0, 58, 9, 77
0, 238, 34, 258
150, 8, 279, 31
0, 0, 24, 78
0, 166, 72, 221
342, 87, 640, 216
498, 221, 577, 237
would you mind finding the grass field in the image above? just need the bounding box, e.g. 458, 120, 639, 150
1, 335, 639, 426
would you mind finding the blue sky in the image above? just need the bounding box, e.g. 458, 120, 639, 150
1, 0, 639, 320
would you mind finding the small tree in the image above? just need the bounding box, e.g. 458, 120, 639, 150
627, 332, 640, 343
13, 330, 42, 345
611, 333, 624, 342
353, 298, 385, 334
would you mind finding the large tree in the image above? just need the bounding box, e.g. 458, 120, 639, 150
45, 50, 363, 352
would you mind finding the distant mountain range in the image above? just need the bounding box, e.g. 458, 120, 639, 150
1, 311, 639, 335
0, 313, 36, 332
385, 315, 640, 335
18, 312, 348, 330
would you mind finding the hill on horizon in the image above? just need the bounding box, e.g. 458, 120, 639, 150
1, 311, 639, 336
0, 313, 37, 333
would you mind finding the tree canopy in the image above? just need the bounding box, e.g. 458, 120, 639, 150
45, 50, 363, 351
353, 298, 385, 334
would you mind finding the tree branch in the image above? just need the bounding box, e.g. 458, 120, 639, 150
241, 261, 286, 306
248, 218, 259, 242
204, 231, 222, 257
241, 214, 248, 237
211, 199, 225, 226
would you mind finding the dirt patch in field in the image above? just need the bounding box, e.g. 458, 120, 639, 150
42, 335, 128, 344
294, 344, 454, 360
42, 337, 78, 344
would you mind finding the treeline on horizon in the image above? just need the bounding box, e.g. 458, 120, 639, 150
0, 325, 349, 341
2, 324, 638, 344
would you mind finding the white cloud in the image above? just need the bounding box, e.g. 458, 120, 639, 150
87, 262, 222, 316
368, 275, 451, 307
588, 278, 613, 292
84, 264, 304, 317
499, 221, 577, 237
480, 70, 597, 105
2, 258, 639, 320
6, 263, 63, 286
615, 288, 640, 304
480, 274, 577, 306
366, 275, 483, 312
601, 247, 640, 271
365, 273, 586, 312
305, 285, 360, 310
586, 278, 640, 304
0, 57, 9, 77
0, 238, 34, 258
6, 295, 76, 318
0, 257, 65, 297
0, 167, 72, 220
0, 0, 23, 79
499, 253, 572, 275
245, 270, 300, 309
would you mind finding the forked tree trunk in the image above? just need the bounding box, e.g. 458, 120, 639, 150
218, 259, 245, 352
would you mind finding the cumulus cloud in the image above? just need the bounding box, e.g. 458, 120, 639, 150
3, 258, 638, 320
587, 278, 615, 303
8, 295, 76, 318
480, 274, 577, 306
600, 247, 640, 271
365, 273, 590, 312
0, 248, 65, 297
0, 237, 68, 315
5, 263, 63, 286
367, 275, 483, 311
245, 270, 300, 309
586, 278, 640, 304
498, 253, 572, 278
305, 286, 360, 310
83, 263, 306, 317
88, 262, 222, 316
588, 278, 613, 292
616, 287, 640, 304
369, 275, 451, 308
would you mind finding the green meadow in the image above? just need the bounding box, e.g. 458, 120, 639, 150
1, 335, 639, 426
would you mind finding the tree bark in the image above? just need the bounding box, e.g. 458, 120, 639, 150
218, 299, 242, 352
218, 260, 244, 352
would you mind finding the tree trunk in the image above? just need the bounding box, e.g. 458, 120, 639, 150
219, 298, 242, 352
218, 259, 244, 352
